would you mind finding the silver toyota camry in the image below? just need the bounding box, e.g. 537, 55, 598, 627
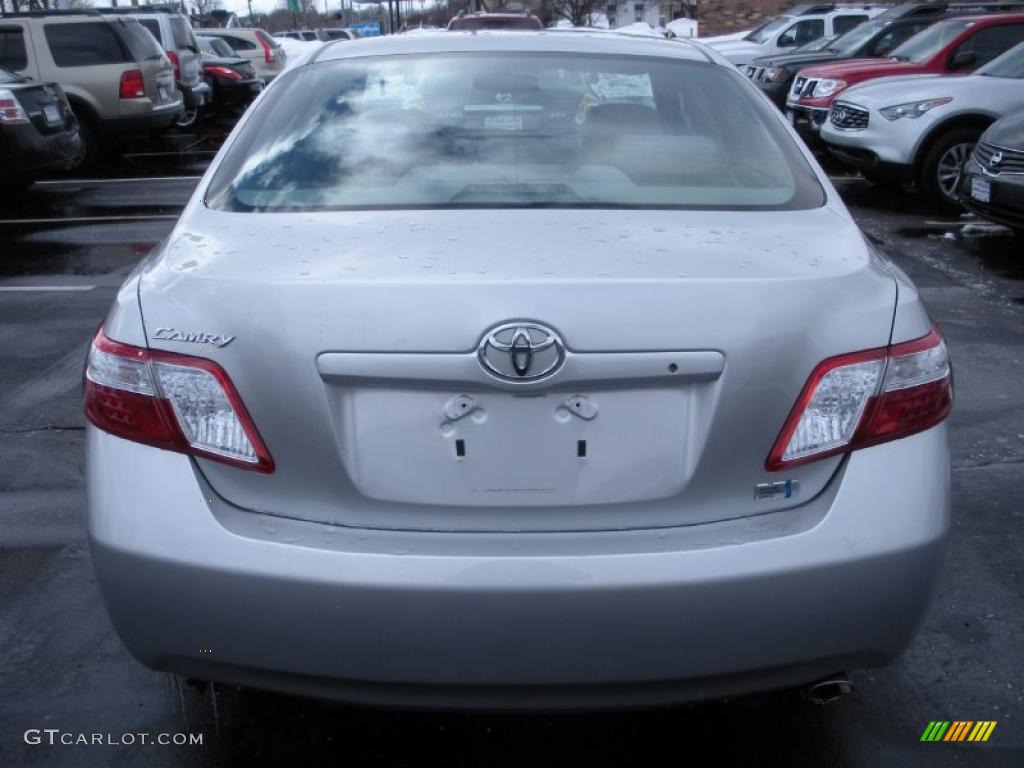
85, 31, 952, 710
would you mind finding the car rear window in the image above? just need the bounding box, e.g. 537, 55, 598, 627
116, 20, 165, 61
0, 63, 23, 83
170, 16, 198, 52
45, 22, 129, 67
0, 26, 27, 71
138, 18, 161, 44
217, 33, 258, 51
206, 52, 825, 212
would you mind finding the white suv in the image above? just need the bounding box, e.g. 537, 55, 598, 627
820, 41, 1024, 211
705, 3, 891, 66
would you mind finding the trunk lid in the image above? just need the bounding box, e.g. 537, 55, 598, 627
138, 206, 896, 532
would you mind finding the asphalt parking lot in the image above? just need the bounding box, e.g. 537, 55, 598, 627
0, 161, 1022, 767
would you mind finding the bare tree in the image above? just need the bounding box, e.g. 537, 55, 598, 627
191, 0, 224, 17
551, 0, 600, 27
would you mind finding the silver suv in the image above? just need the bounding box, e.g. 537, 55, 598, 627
0, 11, 182, 164
95, 8, 210, 128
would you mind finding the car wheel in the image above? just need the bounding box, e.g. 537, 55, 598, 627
918, 127, 979, 214
69, 114, 99, 172
174, 105, 201, 130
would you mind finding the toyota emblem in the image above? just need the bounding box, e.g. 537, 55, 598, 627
477, 322, 565, 382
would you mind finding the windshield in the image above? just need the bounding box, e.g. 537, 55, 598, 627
203, 37, 235, 57
746, 16, 794, 44
206, 53, 824, 212
827, 20, 886, 55
889, 19, 971, 63
977, 40, 1024, 77
0, 65, 23, 84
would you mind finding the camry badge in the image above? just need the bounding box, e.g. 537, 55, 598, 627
153, 327, 236, 347
478, 322, 564, 382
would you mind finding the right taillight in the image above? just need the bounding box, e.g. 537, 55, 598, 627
256, 34, 275, 64
167, 50, 181, 81
766, 327, 951, 470
118, 69, 146, 100
84, 328, 274, 473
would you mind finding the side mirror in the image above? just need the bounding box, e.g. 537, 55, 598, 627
950, 50, 976, 69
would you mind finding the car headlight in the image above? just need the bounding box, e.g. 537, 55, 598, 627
811, 79, 847, 98
878, 97, 952, 121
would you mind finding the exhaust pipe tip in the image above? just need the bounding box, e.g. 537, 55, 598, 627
804, 673, 853, 706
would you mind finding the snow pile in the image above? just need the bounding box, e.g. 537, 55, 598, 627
614, 22, 665, 38
666, 18, 698, 38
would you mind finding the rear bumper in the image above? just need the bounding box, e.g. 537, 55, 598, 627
179, 80, 211, 109
87, 424, 950, 710
0, 122, 82, 175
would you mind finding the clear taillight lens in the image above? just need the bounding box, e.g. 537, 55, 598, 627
84, 328, 273, 472
153, 362, 258, 464
767, 328, 951, 470
0, 89, 29, 125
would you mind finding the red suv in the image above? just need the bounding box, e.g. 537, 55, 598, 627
786, 13, 1024, 140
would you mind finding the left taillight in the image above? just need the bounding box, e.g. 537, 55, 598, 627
766, 327, 952, 470
0, 88, 29, 124
84, 328, 274, 473
118, 69, 146, 100
204, 65, 242, 81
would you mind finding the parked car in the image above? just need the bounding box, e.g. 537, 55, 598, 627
821, 41, 1024, 210
0, 11, 183, 166
85, 32, 952, 711
196, 35, 263, 117
959, 107, 1024, 230
95, 7, 210, 129
447, 12, 544, 31
787, 12, 1024, 141
747, 2, 955, 109
705, 3, 891, 67
317, 28, 362, 41
0, 64, 81, 190
276, 30, 319, 41
201, 28, 286, 82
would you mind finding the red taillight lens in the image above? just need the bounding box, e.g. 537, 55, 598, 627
204, 64, 242, 81
167, 50, 181, 81
84, 329, 274, 473
118, 69, 146, 100
766, 327, 951, 470
256, 34, 275, 64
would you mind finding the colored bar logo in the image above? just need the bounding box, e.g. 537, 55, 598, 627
921, 721, 997, 742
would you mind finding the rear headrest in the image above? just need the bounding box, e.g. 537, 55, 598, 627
584, 103, 659, 132
612, 135, 725, 181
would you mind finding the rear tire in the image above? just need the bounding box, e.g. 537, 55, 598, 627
69, 113, 99, 172
918, 127, 980, 214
